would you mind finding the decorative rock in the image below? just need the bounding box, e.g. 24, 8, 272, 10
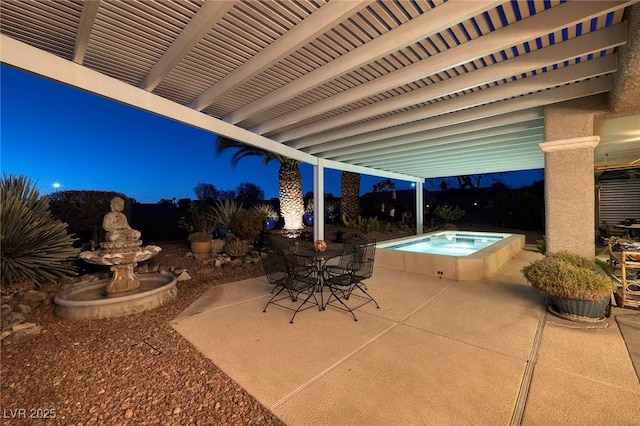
196, 268, 218, 278
1, 304, 12, 316
11, 322, 38, 332
8, 324, 42, 344
230, 259, 243, 267
176, 271, 192, 281
43, 293, 56, 306
4, 312, 25, 328
14, 304, 31, 314
22, 290, 47, 302
78, 274, 100, 283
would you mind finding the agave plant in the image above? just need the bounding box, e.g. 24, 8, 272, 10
1, 174, 79, 288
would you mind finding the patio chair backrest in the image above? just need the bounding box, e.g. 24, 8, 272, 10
334, 233, 369, 270
352, 241, 376, 279
261, 246, 292, 286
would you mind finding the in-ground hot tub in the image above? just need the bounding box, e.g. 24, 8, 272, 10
376, 231, 525, 281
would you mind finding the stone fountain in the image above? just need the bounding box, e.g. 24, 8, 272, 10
54, 197, 177, 320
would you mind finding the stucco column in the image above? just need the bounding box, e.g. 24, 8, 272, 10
539, 136, 599, 259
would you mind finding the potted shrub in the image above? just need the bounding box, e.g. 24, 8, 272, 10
180, 205, 216, 255
210, 238, 226, 255
522, 251, 616, 321
188, 231, 212, 255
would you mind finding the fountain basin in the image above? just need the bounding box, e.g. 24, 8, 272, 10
54, 273, 177, 320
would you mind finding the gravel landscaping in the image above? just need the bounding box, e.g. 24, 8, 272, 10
1, 241, 283, 425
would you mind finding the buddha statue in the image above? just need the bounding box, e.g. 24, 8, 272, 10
103, 197, 141, 242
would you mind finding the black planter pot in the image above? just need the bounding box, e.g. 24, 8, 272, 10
550, 295, 611, 322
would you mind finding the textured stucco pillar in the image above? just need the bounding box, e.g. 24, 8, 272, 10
539, 136, 599, 259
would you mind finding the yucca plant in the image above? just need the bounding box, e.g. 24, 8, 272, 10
1, 174, 79, 288
211, 199, 241, 230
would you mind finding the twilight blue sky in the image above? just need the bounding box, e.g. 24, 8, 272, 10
1, 65, 543, 203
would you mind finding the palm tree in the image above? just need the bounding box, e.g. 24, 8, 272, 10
216, 136, 305, 230
340, 171, 360, 222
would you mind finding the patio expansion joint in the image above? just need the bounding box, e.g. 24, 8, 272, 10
171, 294, 269, 324
510, 305, 547, 426
532, 361, 640, 394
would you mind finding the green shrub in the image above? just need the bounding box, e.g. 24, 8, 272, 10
433, 205, 465, 223
230, 209, 265, 242
1, 174, 79, 288
521, 251, 615, 302
48, 189, 130, 244
342, 215, 388, 233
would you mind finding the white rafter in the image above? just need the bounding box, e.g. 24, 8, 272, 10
140, 1, 234, 91
188, 0, 373, 111
73, 0, 100, 64
307, 56, 616, 160
333, 124, 544, 163
283, 23, 626, 145
225, 0, 503, 124
255, 0, 629, 136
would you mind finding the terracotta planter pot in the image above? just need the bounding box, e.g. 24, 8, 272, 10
211, 239, 225, 254
190, 241, 211, 255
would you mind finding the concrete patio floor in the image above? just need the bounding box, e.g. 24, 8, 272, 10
171, 249, 640, 425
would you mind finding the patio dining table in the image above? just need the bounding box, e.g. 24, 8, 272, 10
294, 247, 344, 309
614, 224, 640, 238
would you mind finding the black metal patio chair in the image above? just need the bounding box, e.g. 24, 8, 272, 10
323, 241, 379, 321
324, 232, 369, 277
260, 246, 319, 323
